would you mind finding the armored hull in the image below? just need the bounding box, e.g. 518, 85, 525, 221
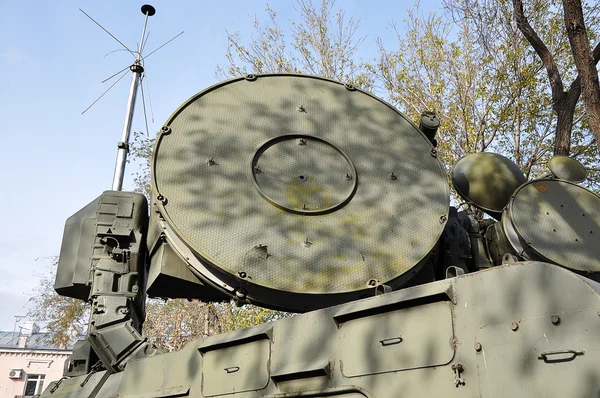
44, 261, 600, 397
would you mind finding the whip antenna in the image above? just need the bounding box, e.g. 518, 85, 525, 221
111, 4, 155, 191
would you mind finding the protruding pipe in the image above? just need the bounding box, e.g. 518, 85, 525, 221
419, 111, 440, 146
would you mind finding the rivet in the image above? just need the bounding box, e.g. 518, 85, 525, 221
510, 322, 519, 331
244, 74, 257, 81
430, 148, 437, 157
474, 342, 482, 352
367, 279, 377, 287
344, 82, 356, 91
440, 215, 448, 223
238, 271, 247, 279
160, 126, 172, 135
235, 288, 248, 298
551, 315, 561, 325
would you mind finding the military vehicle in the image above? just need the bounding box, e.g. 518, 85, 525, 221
42, 72, 600, 398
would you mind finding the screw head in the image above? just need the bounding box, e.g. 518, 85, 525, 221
510, 322, 519, 331
161, 126, 172, 134
551, 315, 561, 325
474, 342, 482, 352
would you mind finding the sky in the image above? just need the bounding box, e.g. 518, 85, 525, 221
0, 0, 444, 332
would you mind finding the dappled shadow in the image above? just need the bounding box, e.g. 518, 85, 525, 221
151, 74, 448, 311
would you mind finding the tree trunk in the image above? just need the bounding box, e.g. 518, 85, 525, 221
562, 0, 600, 152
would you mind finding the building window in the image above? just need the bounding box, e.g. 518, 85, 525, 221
24, 374, 45, 397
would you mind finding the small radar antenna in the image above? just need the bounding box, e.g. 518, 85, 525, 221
80, 5, 183, 191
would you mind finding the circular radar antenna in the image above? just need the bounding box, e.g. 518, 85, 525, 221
151, 74, 449, 312
502, 179, 600, 278
452, 152, 526, 219
548, 155, 588, 183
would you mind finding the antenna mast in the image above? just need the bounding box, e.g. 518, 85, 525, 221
112, 4, 156, 191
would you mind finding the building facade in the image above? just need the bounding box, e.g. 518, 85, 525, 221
0, 323, 71, 398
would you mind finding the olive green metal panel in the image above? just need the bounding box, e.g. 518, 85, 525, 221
55, 196, 100, 299
152, 74, 448, 305
339, 301, 455, 376
44, 261, 600, 398
452, 152, 526, 216
503, 179, 600, 272
475, 309, 600, 397
202, 338, 271, 396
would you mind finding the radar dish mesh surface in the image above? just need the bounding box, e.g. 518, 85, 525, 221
152, 74, 449, 300
502, 179, 600, 272
548, 155, 588, 183
452, 152, 526, 215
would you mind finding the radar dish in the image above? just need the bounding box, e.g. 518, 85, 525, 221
502, 179, 600, 275
548, 155, 587, 183
151, 74, 449, 311
451, 153, 526, 217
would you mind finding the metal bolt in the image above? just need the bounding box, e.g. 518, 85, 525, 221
157, 195, 167, 205
238, 271, 247, 279
510, 322, 519, 331
389, 172, 397, 181
430, 148, 437, 157
245, 74, 257, 81
551, 315, 561, 325
161, 126, 172, 135
474, 342, 482, 352
235, 288, 247, 299
367, 279, 378, 287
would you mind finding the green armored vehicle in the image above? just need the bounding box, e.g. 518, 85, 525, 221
43, 73, 600, 398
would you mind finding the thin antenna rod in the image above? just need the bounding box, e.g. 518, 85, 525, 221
142, 31, 184, 60
79, 9, 136, 58
101, 65, 130, 84
111, 4, 156, 191
140, 77, 150, 137
82, 69, 129, 114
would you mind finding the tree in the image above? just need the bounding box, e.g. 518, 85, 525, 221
217, 0, 372, 87
374, 2, 557, 179
512, 0, 600, 155
144, 300, 287, 352
27, 258, 88, 348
